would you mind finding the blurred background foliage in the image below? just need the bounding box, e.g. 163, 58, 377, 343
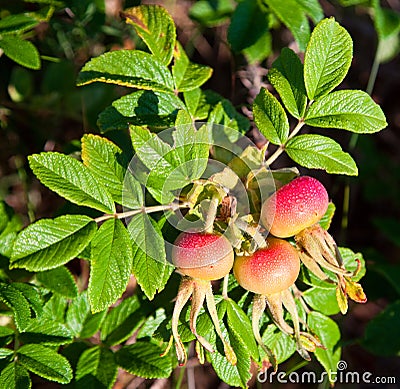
0, 0, 400, 387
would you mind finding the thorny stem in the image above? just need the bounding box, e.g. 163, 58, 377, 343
94, 202, 190, 224
265, 119, 305, 166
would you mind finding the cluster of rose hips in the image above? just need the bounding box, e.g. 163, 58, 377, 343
168, 176, 366, 369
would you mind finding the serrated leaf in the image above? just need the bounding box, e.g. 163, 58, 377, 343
82, 134, 128, 205
89, 219, 132, 312
11, 215, 96, 272
253, 88, 289, 145
100, 295, 145, 346
285, 134, 358, 175
339, 247, 366, 282
28, 152, 115, 213
305, 90, 387, 133
183, 88, 213, 120
268, 48, 307, 119
0, 212, 22, 258
137, 308, 167, 339
66, 292, 90, 337
17, 344, 72, 384
172, 42, 212, 92
128, 214, 171, 300
123, 5, 176, 65
11, 283, 43, 317
106, 90, 185, 129
189, 0, 235, 27
0, 363, 31, 389
226, 299, 259, 360
77, 50, 174, 92
319, 202, 336, 230
42, 295, 68, 323
80, 310, 107, 339
0, 348, 13, 359
265, 0, 310, 51
0, 14, 39, 34
0, 327, 14, 347
261, 324, 296, 363
207, 316, 250, 389
0, 283, 31, 331
307, 312, 341, 382
20, 319, 73, 346
0, 36, 40, 69
228, 0, 270, 57
116, 341, 173, 379
295, 0, 324, 24
363, 300, 400, 356
36, 266, 78, 298
304, 18, 352, 100
303, 287, 340, 315
75, 346, 117, 389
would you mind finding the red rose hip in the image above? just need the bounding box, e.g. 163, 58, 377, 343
261, 176, 329, 238
233, 238, 300, 295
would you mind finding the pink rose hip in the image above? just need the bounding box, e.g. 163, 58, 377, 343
261, 176, 329, 238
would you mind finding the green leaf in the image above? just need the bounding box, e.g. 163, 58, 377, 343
307, 312, 341, 382
0, 327, 14, 347
285, 134, 358, 175
303, 287, 340, 315
106, 90, 185, 129
304, 18, 352, 100
66, 292, 90, 337
11, 283, 43, 317
0, 283, 31, 331
116, 341, 173, 379
89, 219, 133, 312
261, 324, 296, 363
137, 308, 167, 339
123, 5, 176, 65
339, 247, 366, 282
319, 202, 336, 230
82, 134, 127, 205
264, 0, 310, 51
11, 215, 96, 272
172, 42, 213, 92
305, 90, 387, 133
226, 299, 258, 360
80, 310, 107, 339
42, 295, 68, 323
0, 348, 13, 359
183, 88, 212, 120
268, 48, 307, 119
17, 344, 73, 384
129, 213, 171, 300
20, 319, 73, 346
295, 0, 324, 24
101, 295, 145, 346
373, 0, 400, 41
0, 363, 31, 389
28, 152, 115, 213
77, 50, 174, 92
227, 0, 271, 62
0, 36, 40, 70
253, 88, 289, 145
0, 14, 39, 34
75, 346, 117, 389
0, 213, 22, 258
190, 0, 235, 27
36, 266, 78, 298
363, 300, 400, 356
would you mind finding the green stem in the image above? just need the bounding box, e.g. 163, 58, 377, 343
174, 364, 186, 389
94, 202, 189, 224
265, 120, 305, 166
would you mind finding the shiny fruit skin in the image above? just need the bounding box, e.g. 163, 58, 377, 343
261, 176, 329, 238
233, 238, 300, 295
172, 232, 234, 281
